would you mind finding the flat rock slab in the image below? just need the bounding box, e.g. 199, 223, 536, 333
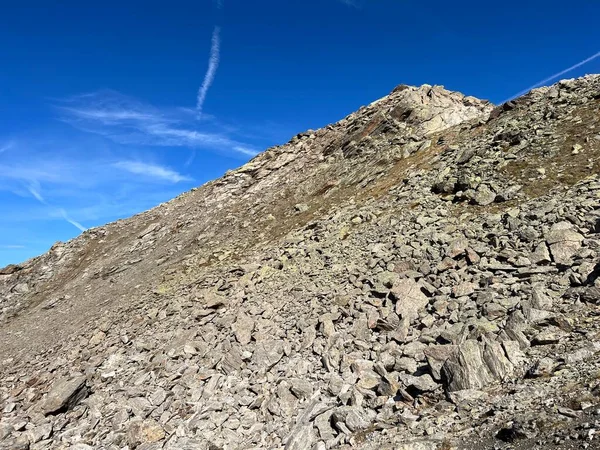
392, 279, 429, 320
546, 223, 584, 265
40, 376, 88, 415
252, 340, 284, 370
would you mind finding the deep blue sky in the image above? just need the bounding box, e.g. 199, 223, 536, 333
1, 0, 599, 266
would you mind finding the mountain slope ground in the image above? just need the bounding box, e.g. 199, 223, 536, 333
1, 75, 600, 449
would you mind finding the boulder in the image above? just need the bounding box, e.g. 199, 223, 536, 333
546, 223, 584, 265
40, 376, 88, 415
442, 340, 494, 391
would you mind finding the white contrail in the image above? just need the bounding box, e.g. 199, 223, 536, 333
59, 209, 87, 232
503, 50, 600, 103
27, 183, 87, 232
27, 183, 46, 204
196, 26, 221, 117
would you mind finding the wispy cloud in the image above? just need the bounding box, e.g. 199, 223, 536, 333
0, 245, 26, 249
0, 138, 199, 233
24, 180, 86, 232
114, 161, 192, 183
58, 90, 258, 157
233, 146, 260, 157
27, 182, 46, 204
59, 209, 87, 232
196, 26, 221, 117
503, 50, 600, 103
0, 141, 14, 154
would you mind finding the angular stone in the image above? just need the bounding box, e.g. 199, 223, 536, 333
88, 330, 106, 346
0, 423, 12, 441
40, 376, 88, 415
531, 287, 553, 310
232, 313, 254, 345
392, 279, 429, 321
502, 340, 526, 366
127, 419, 165, 447
356, 370, 380, 390
474, 185, 496, 205
221, 346, 245, 374
530, 242, 551, 264
314, 410, 336, 441
424, 345, 457, 381
284, 423, 315, 450
351, 315, 371, 341
442, 340, 494, 392
447, 238, 469, 258
393, 440, 440, 450
399, 373, 439, 393
203, 292, 228, 309
452, 282, 476, 298
252, 340, 284, 370
530, 329, 564, 346
546, 223, 584, 265
482, 337, 513, 381
290, 378, 314, 400
332, 406, 372, 432
27, 422, 53, 443
448, 389, 488, 405
129, 396, 152, 418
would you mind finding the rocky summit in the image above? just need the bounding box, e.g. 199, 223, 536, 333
2, 75, 600, 450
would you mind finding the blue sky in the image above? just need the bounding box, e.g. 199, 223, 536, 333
1, 0, 599, 266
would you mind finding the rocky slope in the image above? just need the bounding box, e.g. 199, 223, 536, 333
1, 75, 600, 449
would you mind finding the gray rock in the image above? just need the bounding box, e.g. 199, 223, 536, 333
530, 242, 551, 264
530, 329, 564, 346
392, 279, 429, 321
482, 337, 514, 381
0, 423, 12, 441
332, 406, 372, 432
442, 340, 494, 391
399, 373, 439, 393
284, 424, 315, 450
448, 388, 488, 405
252, 340, 284, 370
27, 422, 53, 443
474, 185, 496, 206
424, 345, 457, 381
314, 410, 336, 441
40, 376, 88, 415
290, 378, 314, 399
531, 287, 553, 310
546, 223, 584, 264
232, 313, 254, 345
